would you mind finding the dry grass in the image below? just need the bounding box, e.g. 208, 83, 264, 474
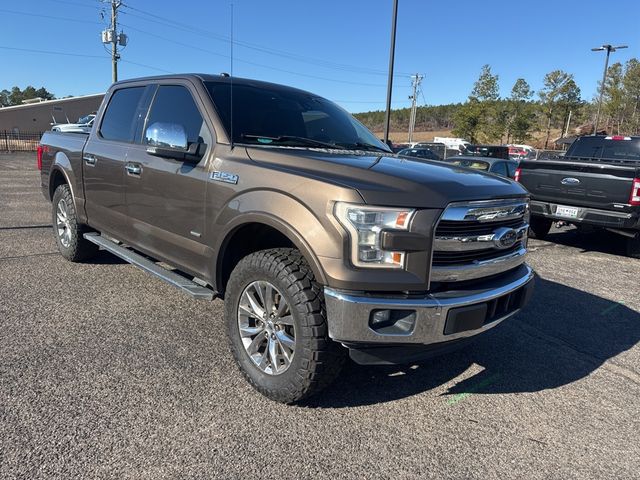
373, 130, 453, 143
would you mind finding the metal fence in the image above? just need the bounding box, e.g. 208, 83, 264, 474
1, 131, 43, 152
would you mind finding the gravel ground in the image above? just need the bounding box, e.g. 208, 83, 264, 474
1, 152, 639, 479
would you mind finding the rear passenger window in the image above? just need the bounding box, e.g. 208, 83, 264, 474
145, 85, 209, 146
100, 87, 145, 142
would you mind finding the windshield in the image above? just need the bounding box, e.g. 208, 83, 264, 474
77, 114, 94, 124
205, 81, 390, 152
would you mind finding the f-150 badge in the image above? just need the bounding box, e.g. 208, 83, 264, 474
210, 171, 239, 184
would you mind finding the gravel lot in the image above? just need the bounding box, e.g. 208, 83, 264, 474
1, 152, 639, 479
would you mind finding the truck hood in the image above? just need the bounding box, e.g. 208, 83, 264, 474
245, 147, 527, 208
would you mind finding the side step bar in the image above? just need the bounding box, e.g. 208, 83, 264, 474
83, 233, 215, 300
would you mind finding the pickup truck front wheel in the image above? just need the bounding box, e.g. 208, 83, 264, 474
528, 216, 552, 239
225, 248, 345, 403
52, 184, 98, 262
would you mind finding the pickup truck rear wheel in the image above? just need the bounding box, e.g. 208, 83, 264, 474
528, 216, 552, 239
225, 248, 345, 403
52, 184, 98, 262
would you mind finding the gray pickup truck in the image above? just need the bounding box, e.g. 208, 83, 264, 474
518, 135, 640, 257
38, 74, 534, 403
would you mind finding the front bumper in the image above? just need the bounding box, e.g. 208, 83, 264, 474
324, 264, 534, 352
530, 200, 639, 229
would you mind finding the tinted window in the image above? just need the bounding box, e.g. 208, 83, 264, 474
506, 162, 517, 178
566, 137, 603, 159
205, 81, 389, 152
491, 162, 508, 176
100, 87, 145, 142
601, 139, 640, 160
145, 85, 208, 145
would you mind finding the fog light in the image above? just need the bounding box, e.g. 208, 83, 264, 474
369, 309, 416, 335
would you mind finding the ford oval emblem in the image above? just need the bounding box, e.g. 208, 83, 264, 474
493, 227, 518, 250
561, 177, 581, 186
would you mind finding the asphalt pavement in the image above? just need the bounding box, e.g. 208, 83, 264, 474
1, 152, 639, 479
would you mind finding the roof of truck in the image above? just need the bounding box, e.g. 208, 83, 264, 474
112, 73, 315, 96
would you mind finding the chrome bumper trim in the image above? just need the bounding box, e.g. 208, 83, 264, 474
430, 246, 527, 282
530, 200, 633, 220
325, 265, 534, 345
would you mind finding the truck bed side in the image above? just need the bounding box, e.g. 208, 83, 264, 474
39, 131, 89, 218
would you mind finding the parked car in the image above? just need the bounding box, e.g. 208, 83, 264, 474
38, 74, 534, 403
464, 144, 510, 160
397, 146, 441, 161
413, 142, 460, 160
517, 135, 640, 257
433, 136, 470, 152
52, 114, 96, 133
507, 144, 535, 160
450, 156, 519, 178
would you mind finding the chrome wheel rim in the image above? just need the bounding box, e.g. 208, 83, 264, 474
56, 199, 72, 248
237, 280, 296, 375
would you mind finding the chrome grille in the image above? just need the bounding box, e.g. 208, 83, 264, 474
435, 217, 524, 236
431, 198, 529, 282
433, 242, 523, 266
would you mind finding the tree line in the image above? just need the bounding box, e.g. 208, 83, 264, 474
355, 59, 640, 147
0, 86, 55, 107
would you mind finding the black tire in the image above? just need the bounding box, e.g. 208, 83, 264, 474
225, 248, 345, 403
626, 235, 640, 259
528, 216, 553, 240
52, 184, 98, 262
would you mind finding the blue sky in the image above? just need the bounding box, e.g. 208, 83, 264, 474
1, 0, 639, 112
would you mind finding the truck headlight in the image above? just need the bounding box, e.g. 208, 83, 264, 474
334, 202, 415, 268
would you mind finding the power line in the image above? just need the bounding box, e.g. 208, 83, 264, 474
119, 3, 412, 78
0, 8, 102, 25
0, 45, 107, 59
119, 22, 406, 88
0, 46, 168, 76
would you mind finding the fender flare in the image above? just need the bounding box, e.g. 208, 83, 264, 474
215, 212, 328, 289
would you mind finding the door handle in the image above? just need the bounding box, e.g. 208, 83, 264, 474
125, 163, 142, 176
83, 154, 97, 166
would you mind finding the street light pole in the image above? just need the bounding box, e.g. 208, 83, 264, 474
592, 44, 628, 135
383, 0, 398, 146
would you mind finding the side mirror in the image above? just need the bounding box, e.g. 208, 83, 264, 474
145, 122, 188, 149
144, 122, 205, 161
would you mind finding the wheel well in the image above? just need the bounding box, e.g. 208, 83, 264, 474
49, 169, 67, 200
218, 223, 295, 296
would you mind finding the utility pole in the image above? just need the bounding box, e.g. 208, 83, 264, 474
101, 0, 128, 83
591, 44, 627, 135
563, 109, 572, 138
383, 0, 398, 146
407, 73, 423, 143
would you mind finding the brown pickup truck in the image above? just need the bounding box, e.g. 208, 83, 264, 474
38, 74, 534, 403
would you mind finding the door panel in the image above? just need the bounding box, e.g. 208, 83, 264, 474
124, 83, 213, 277
83, 86, 147, 239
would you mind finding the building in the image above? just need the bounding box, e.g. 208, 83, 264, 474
0, 94, 105, 133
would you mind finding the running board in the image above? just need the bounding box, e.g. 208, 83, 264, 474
83, 233, 215, 300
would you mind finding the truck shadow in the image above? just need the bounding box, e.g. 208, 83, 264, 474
304, 276, 640, 408
536, 226, 628, 256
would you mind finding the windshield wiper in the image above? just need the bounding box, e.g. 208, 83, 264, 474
240, 134, 346, 150
338, 142, 391, 153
